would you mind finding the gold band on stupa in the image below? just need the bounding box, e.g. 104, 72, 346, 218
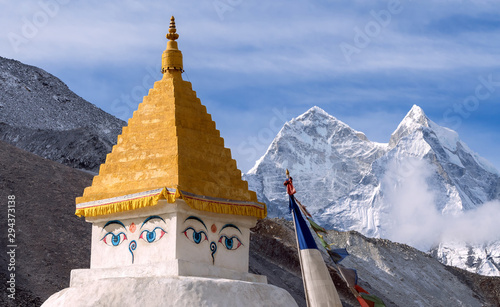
75, 187, 266, 219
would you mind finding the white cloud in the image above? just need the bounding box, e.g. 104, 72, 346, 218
381, 157, 500, 251
381, 158, 443, 251
441, 200, 500, 244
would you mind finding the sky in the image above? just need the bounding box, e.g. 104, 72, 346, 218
1, 0, 499, 173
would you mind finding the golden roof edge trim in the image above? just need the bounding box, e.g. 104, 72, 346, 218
75, 187, 266, 219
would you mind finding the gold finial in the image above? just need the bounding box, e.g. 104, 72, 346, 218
162, 16, 183, 74
166, 16, 179, 41
286, 169, 290, 178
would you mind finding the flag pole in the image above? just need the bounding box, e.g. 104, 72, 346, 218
289, 170, 311, 307
285, 169, 343, 307
284, 173, 384, 307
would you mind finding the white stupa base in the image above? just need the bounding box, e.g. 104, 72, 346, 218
42, 263, 298, 307
70, 259, 268, 284
43, 276, 297, 307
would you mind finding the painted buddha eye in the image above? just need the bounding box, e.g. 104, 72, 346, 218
101, 232, 127, 246
183, 227, 208, 244
218, 235, 242, 250
139, 227, 166, 243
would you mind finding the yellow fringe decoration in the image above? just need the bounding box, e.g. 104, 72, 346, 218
75, 188, 178, 218
75, 187, 266, 219
179, 190, 267, 219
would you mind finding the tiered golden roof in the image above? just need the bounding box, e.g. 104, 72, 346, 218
75, 17, 265, 219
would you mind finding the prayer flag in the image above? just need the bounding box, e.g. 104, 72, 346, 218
290, 195, 342, 307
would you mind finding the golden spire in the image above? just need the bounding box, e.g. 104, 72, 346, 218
166, 16, 179, 41
75, 15, 265, 219
162, 16, 183, 74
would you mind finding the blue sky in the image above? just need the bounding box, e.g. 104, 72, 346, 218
1, 0, 499, 173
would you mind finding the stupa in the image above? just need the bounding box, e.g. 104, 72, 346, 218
43, 17, 297, 306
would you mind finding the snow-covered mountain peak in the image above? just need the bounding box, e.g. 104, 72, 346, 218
293, 106, 339, 127
388, 105, 499, 177
247, 106, 364, 175
245, 107, 387, 216
389, 104, 430, 148
302, 105, 330, 116
246, 104, 500, 276
407, 104, 428, 123
288, 106, 370, 143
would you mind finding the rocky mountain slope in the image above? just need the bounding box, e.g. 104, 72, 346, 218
245, 105, 500, 276
0, 56, 125, 172
0, 140, 93, 306
1, 141, 499, 306
253, 218, 500, 306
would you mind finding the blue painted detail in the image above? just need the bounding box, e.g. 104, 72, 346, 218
141, 215, 165, 229
146, 230, 156, 242
193, 230, 203, 243
182, 227, 208, 244
139, 227, 166, 243
210, 241, 217, 264
289, 195, 318, 250
185, 216, 207, 230
218, 235, 243, 250
219, 223, 242, 234
103, 220, 126, 229
225, 237, 233, 249
129, 240, 137, 264
100, 232, 127, 246
111, 234, 121, 246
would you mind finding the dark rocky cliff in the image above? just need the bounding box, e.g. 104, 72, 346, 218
0, 56, 125, 172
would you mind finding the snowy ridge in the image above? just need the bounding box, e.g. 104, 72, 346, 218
245, 105, 500, 276
245, 106, 386, 218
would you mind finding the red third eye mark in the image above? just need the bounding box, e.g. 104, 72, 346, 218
211, 224, 217, 233
129, 223, 136, 233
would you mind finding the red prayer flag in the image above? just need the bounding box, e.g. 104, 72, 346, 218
283, 178, 296, 195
